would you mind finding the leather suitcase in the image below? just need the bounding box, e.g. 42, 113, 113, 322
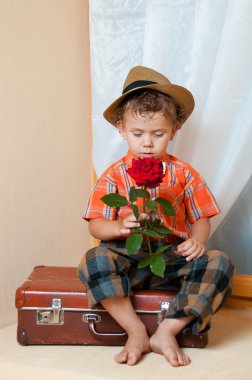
15, 265, 207, 348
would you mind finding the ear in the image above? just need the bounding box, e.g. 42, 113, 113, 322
170, 122, 180, 140
116, 120, 127, 140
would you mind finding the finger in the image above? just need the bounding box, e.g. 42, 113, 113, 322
124, 221, 141, 229
178, 241, 196, 255
120, 228, 131, 237
138, 213, 149, 221
177, 240, 194, 252
124, 214, 138, 222
183, 243, 201, 257
186, 246, 206, 261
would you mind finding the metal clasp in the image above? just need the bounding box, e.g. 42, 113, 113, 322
83, 313, 101, 323
37, 298, 64, 325
158, 301, 170, 324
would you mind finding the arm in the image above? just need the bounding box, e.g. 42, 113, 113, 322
177, 217, 211, 261
89, 212, 148, 241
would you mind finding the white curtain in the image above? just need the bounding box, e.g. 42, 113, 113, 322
89, 0, 252, 233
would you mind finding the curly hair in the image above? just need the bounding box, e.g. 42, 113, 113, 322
112, 90, 185, 131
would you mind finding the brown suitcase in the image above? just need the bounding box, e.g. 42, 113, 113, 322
15, 265, 207, 348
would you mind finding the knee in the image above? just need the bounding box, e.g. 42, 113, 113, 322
207, 249, 235, 279
78, 246, 118, 284
77, 248, 94, 284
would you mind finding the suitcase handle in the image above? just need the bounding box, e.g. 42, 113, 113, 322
83, 313, 127, 342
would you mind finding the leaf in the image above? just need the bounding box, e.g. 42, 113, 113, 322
137, 255, 153, 268
155, 198, 175, 216
126, 233, 143, 254
101, 194, 128, 207
150, 255, 166, 277
155, 245, 171, 254
131, 227, 143, 233
146, 200, 157, 211
136, 189, 150, 199
129, 186, 137, 203
153, 225, 173, 235
130, 204, 139, 220
143, 229, 163, 238
138, 255, 166, 278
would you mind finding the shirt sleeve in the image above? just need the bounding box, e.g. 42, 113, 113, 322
184, 170, 220, 224
83, 172, 118, 221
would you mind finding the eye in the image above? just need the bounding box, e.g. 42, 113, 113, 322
154, 133, 164, 137
132, 132, 142, 137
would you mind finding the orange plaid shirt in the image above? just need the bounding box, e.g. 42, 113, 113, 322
83, 150, 220, 241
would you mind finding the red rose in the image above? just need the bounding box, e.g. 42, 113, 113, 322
126, 157, 165, 189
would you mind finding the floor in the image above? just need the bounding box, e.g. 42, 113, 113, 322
0, 307, 252, 380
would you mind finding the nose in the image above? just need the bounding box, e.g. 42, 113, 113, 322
143, 134, 153, 147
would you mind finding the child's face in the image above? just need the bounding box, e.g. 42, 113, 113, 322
117, 110, 177, 160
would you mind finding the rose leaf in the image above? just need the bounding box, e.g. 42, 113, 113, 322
143, 229, 163, 238
126, 233, 143, 254
101, 194, 128, 207
146, 199, 157, 211
130, 204, 139, 220
136, 189, 150, 199
154, 245, 171, 254
138, 255, 165, 278
129, 186, 137, 202
153, 225, 173, 235
150, 255, 165, 277
155, 198, 175, 216
137, 255, 153, 269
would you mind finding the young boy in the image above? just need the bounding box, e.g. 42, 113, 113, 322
78, 66, 234, 367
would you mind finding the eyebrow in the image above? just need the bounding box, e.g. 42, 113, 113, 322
129, 127, 168, 132
129, 127, 144, 131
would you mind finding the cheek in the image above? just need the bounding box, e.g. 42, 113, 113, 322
156, 136, 168, 145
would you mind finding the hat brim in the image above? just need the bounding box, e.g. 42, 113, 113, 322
103, 83, 195, 126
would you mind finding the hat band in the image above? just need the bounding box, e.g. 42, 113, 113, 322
122, 80, 157, 94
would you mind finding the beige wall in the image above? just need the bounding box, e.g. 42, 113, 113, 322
0, 0, 92, 327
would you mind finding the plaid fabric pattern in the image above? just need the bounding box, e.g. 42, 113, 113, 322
83, 150, 220, 241
78, 240, 234, 334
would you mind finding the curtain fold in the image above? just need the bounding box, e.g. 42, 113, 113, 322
89, 0, 252, 233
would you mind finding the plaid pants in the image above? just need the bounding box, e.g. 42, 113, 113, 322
78, 240, 234, 334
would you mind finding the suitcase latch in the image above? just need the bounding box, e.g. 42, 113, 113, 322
82, 313, 101, 324
158, 301, 170, 324
37, 298, 64, 325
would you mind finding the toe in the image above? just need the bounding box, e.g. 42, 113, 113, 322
127, 351, 139, 366
178, 352, 191, 366
184, 354, 191, 366
167, 352, 180, 367
114, 350, 128, 364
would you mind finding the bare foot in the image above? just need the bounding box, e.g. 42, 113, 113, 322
150, 320, 191, 367
114, 327, 150, 366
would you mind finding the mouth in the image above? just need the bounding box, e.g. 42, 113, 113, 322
140, 152, 154, 157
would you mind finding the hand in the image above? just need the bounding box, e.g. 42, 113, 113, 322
120, 212, 148, 237
177, 237, 206, 262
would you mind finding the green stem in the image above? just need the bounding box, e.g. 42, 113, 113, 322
146, 234, 153, 256
143, 185, 147, 214
142, 185, 152, 256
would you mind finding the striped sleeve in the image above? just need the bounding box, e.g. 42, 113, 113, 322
83, 173, 118, 221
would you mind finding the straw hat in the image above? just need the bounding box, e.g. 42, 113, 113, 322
103, 66, 195, 126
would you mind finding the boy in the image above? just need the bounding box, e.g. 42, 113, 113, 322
78, 66, 234, 367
